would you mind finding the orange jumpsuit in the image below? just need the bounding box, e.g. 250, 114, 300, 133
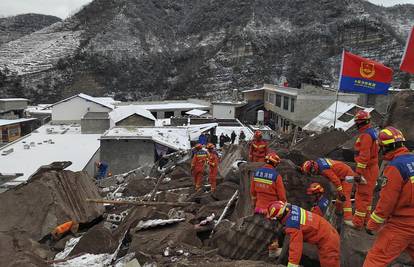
191, 149, 208, 190
208, 150, 219, 192
316, 158, 355, 220
249, 139, 268, 162
353, 125, 379, 227
282, 205, 340, 267
53, 221, 74, 235
310, 196, 330, 217
364, 147, 414, 267
250, 164, 287, 213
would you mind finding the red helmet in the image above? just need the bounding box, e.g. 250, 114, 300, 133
254, 130, 263, 139
307, 183, 325, 195
378, 127, 405, 147
206, 143, 215, 149
267, 201, 287, 219
195, 144, 203, 150
265, 152, 281, 166
354, 110, 371, 122
301, 160, 318, 175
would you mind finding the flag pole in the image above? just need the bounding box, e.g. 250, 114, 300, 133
334, 49, 345, 128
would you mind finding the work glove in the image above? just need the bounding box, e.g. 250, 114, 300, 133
365, 228, 374, 236
337, 192, 346, 202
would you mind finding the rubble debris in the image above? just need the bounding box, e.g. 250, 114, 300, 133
211, 181, 238, 201
86, 198, 195, 207
134, 218, 186, 231
219, 145, 248, 180
210, 190, 239, 238
386, 90, 414, 142
0, 169, 104, 241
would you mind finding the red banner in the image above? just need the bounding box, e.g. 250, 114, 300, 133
400, 26, 414, 74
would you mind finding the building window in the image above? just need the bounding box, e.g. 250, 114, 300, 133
269, 93, 275, 105
290, 98, 295, 112
151, 111, 157, 119
265, 92, 269, 102
276, 94, 281, 107
164, 111, 174, 118
283, 96, 289, 110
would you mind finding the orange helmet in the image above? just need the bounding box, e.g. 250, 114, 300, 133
194, 144, 203, 150
254, 130, 262, 139
378, 127, 405, 147
301, 160, 318, 175
306, 183, 325, 195
206, 143, 215, 149
354, 110, 371, 122
267, 201, 288, 219
265, 152, 281, 166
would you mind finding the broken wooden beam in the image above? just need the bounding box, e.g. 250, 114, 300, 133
86, 198, 195, 207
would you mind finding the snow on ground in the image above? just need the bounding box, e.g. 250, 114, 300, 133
53, 253, 113, 267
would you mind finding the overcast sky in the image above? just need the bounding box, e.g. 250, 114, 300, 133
0, 0, 413, 19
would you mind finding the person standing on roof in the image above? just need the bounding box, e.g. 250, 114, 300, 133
306, 183, 330, 217
191, 144, 208, 191
239, 130, 246, 142
231, 131, 237, 144
219, 133, 226, 148
206, 143, 219, 192
363, 127, 414, 267
346, 110, 379, 229
251, 152, 286, 214
198, 132, 207, 146
267, 201, 340, 267
249, 130, 268, 162
301, 158, 355, 223
95, 161, 109, 180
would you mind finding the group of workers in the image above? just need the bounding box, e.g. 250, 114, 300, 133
246, 110, 414, 267
191, 143, 220, 192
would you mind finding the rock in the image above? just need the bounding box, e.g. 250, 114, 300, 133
0, 170, 104, 241
124, 177, 156, 197
211, 181, 238, 201
128, 222, 202, 256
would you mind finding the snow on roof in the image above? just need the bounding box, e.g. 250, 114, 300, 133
94, 97, 121, 105
0, 118, 37, 127
46, 93, 114, 110
242, 88, 264, 93
303, 101, 374, 132
134, 102, 209, 111
185, 109, 208, 117
110, 105, 156, 123
0, 124, 100, 186
26, 105, 52, 114
216, 126, 254, 143
154, 118, 171, 126
0, 98, 29, 102
102, 123, 218, 151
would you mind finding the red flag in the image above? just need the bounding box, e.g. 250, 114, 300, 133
400, 26, 414, 74
340, 51, 393, 95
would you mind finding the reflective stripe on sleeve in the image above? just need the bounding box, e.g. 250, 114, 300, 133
356, 162, 367, 169
370, 212, 385, 224
355, 211, 366, 217
287, 263, 300, 267
337, 186, 343, 191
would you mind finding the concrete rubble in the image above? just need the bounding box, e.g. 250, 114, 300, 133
0, 123, 413, 266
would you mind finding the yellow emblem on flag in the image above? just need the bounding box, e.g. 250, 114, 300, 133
360, 62, 376, 79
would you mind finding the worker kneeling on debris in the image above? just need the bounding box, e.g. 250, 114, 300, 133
267, 201, 340, 267
363, 127, 414, 267
251, 152, 286, 214
306, 183, 329, 217
191, 143, 208, 191
301, 158, 354, 222
51, 220, 79, 240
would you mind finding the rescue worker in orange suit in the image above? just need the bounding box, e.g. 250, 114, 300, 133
249, 130, 268, 162
191, 143, 208, 191
347, 110, 379, 229
306, 183, 330, 217
206, 143, 219, 192
251, 152, 287, 214
267, 201, 340, 267
363, 127, 414, 267
302, 158, 354, 223
51, 220, 79, 240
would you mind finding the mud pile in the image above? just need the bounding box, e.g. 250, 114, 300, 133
387, 90, 414, 142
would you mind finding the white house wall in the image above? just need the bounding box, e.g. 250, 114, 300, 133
213, 105, 236, 119
52, 96, 111, 123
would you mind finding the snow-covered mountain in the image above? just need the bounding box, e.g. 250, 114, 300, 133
0, 0, 413, 103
